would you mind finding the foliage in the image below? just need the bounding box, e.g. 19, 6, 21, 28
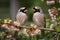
0, 17, 60, 40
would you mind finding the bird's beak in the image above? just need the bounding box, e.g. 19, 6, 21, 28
32, 9, 35, 12
24, 9, 28, 13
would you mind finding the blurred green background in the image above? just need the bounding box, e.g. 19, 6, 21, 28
0, 0, 10, 19
0, 0, 60, 21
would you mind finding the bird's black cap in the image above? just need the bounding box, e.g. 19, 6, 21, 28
20, 7, 27, 13
33, 8, 40, 13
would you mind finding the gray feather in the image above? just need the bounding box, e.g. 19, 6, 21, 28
16, 12, 28, 26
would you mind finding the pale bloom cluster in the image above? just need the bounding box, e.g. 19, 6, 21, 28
23, 24, 41, 36
1, 19, 20, 31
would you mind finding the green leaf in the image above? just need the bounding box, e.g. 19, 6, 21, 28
5, 18, 10, 22
0, 19, 3, 23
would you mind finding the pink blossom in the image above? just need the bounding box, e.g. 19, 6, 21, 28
7, 35, 12, 38
23, 29, 29, 36
34, 29, 41, 34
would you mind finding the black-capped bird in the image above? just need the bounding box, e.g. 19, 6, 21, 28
32, 6, 45, 36
32, 6, 44, 28
16, 7, 28, 26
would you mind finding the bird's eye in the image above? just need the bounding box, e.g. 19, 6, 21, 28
33, 8, 35, 9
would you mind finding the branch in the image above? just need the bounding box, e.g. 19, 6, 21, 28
39, 28, 56, 32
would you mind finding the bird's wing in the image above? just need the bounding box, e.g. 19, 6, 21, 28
33, 13, 44, 27
16, 13, 28, 26
21, 14, 28, 25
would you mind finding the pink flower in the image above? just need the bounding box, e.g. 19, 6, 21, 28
23, 24, 41, 36
1, 24, 7, 28
7, 35, 12, 38
13, 21, 20, 26
31, 29, 41, 36
34, 29, 41, 34
12, 28, 19, 31
23, 29, 29, 36
5, 26, 10, 30
31, 30, 35, 34
31, 30, 35, 36
1, 24, 10, 30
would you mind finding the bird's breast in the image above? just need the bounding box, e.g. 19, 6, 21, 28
34, 12, 43, 16
33, 12, 44, 19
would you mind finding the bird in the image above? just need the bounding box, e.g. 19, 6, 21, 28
16, 7, 28, 27
32, 6, 45, 37
32, 6, 44, 28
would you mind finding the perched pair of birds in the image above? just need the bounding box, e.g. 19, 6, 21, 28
16, 6, 44, 28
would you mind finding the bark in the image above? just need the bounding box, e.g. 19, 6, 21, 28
10, 0, 19, 21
